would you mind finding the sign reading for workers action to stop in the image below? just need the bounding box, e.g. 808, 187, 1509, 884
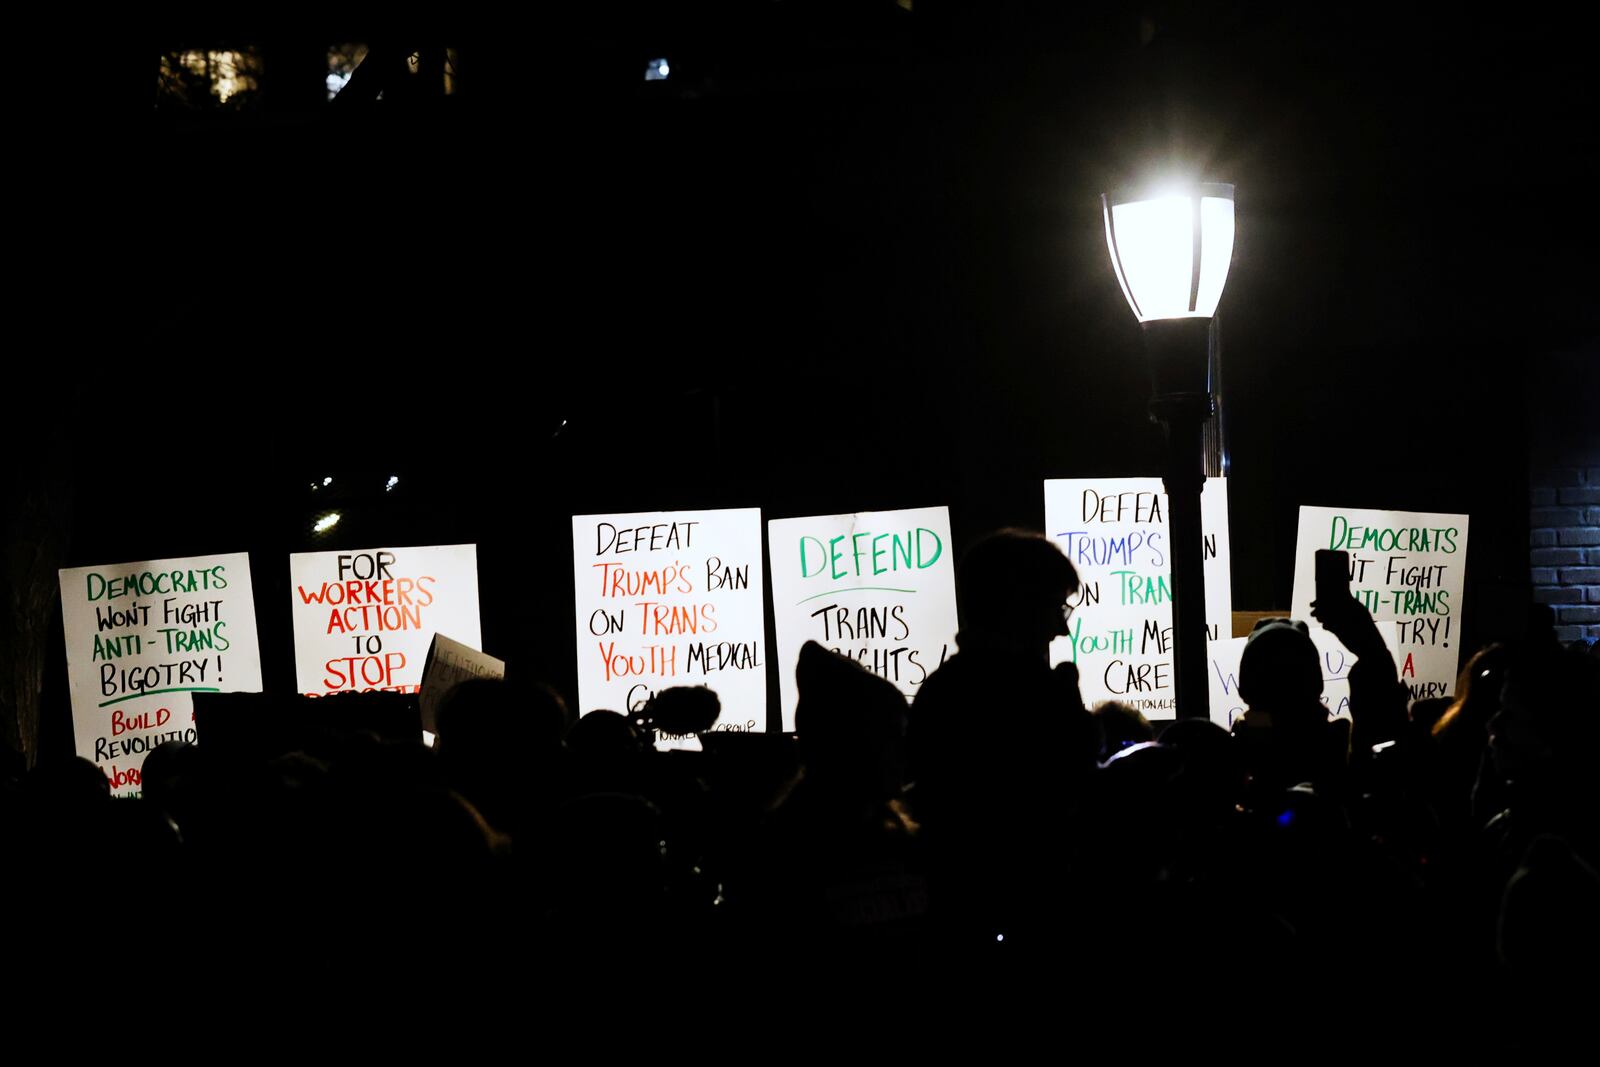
291, 544, 481, 698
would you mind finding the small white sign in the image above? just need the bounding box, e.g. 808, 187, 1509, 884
1208, 625, 1403, 730
418, 633, 506, 734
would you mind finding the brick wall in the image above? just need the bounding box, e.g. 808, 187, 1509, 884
1531, 463, 1600, 644
1528, 345, 1600, 646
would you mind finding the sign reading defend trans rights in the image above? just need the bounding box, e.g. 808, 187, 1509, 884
768, 506, 958, 732
59, 553, 263, 796
290, 545, 481, 698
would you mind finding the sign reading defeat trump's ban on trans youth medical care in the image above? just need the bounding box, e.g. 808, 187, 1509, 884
572, 509, 768, 739
1044, 478, 1233, 721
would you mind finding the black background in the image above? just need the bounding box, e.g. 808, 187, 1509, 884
17, 2, 1598, 748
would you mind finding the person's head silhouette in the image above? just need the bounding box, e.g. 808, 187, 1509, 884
955, 529, 1080, 661
1238, 618, 1323, 722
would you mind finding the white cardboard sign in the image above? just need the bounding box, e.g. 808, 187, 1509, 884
59, 552, 263, 796
1290, 506, 1468, 701
1207, 625, 1403, 730
290, 544, 481, 698
572, 509, 767, 741
1044, 477, 1232, 720
418, 633, 506, 734
768, 506, 958, 731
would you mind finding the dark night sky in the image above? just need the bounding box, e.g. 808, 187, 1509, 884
17, 2, 1599, 730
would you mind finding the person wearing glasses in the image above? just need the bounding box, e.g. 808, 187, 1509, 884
905, 528, 1097, 945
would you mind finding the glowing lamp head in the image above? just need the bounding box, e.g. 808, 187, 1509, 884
1102, 183, 1234, 322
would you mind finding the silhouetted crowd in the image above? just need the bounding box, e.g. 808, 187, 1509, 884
4, 530, 1597, 1050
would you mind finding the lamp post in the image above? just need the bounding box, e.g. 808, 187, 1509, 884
1102, 183, 1235, 720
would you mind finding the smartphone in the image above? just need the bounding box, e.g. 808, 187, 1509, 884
1314, 548, 1350, 603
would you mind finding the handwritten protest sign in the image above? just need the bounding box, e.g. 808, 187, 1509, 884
572, 509, 767, 742
290, 545, 481, 698
59, 552, 262, 796
1208, 625, 1403, 730
1044, 478, 1232, 720
1207, 637, 1250, 728
768, 506, 958, 732
1290, 506, 1469, 701
418, 634, 506, 735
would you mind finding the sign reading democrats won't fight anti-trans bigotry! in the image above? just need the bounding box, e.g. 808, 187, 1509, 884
60, 553, 263, 796
291, 545, 482, 698
768, 506, 959, 731
1291, 505, 1468, 701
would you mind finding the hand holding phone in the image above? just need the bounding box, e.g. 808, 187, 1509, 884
1314, 549, 1350, 605
1312, 549, 1381, 654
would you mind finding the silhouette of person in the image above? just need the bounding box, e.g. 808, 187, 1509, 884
906, 529, 1096, 942
1230, 618, 1345, 801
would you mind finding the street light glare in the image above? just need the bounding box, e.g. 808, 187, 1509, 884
1102, 184, 1234, 322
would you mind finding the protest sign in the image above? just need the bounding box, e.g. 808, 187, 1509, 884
418, 634, 506, 735
1290, 506, 1468, 701
291, 545, 481, 697
1208, 624, 1403, 730
59, 552, 262, 796
572, 508, 767, 742
1045, 477, 1232, 720
768, 506, 958, 731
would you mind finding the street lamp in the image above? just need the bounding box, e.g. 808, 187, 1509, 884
1102, 182, 1235, 720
